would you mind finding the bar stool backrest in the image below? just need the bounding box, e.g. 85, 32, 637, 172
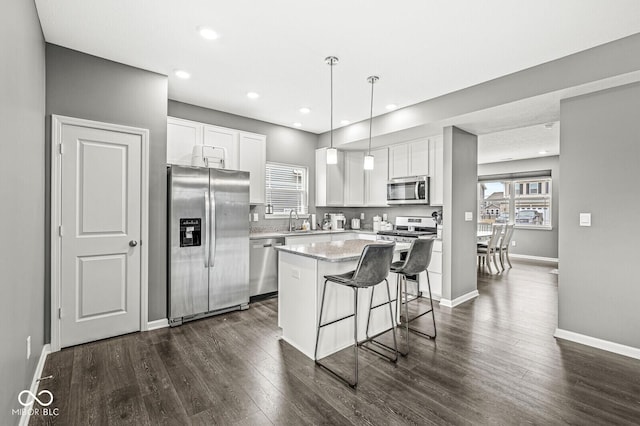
351, 243, 396, 287
394, 238, 434, 275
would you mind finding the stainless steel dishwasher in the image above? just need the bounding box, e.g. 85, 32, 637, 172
250, 237, 285, 298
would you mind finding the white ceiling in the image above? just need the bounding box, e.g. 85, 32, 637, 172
35, 0, 640, 138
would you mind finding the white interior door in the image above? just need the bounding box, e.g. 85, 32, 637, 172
59, 123, 142, 348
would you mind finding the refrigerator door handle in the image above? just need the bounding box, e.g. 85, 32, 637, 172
204, 191, 210, 268
209, 189, 216, 267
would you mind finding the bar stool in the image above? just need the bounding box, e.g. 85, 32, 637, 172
314, 243, 397, 388
391, 238, 436, 356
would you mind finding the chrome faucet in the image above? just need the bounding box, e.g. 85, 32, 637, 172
289, 209, 299, 231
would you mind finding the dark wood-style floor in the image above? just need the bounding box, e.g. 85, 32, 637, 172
32, 260, 640, 425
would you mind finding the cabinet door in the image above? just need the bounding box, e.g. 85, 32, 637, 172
365, 147, 389, 206
203, 125, 239, 170
167, 117, 202, 166
315, 148, 344, 206
409, 139, 429, 176
429, 135, 444, 205
389, 144, 409, 178
344, 151, 365, 206
239, 132, 266, 204
326, 152, 345, 206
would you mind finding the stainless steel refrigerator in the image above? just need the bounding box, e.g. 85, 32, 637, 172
168, 165, 250, 326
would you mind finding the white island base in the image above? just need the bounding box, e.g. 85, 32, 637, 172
276, 240, 405, 360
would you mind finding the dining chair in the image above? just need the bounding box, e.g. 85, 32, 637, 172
499, 224, 515, 270
477, 225, 502, 274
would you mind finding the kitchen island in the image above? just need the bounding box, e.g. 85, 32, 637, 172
275, 239, 408, 360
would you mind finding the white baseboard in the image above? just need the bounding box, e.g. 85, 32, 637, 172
19, 344, 51, 426
510, 253, 558, 263
554, 328, 640, 360
440, 290, 479, 308
147, 318, 169, 330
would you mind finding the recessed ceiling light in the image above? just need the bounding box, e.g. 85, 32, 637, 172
197, 26, 219, 40
502, 157, 513, 161
340, 120, 350, 126
174, 69, 191, 79
246, 92, 260, 99
299, 107, 311, 114
539, 150, 548, 155
385, 104, 397, 110
293, 122, 302, 127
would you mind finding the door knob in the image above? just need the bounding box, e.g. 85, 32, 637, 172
129, 240, 138, 247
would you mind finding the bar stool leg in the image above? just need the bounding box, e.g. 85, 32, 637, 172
404, 275, 410, 355
363, 281, 399, 362
314, 279, 329, 361
352, 287, 358, 388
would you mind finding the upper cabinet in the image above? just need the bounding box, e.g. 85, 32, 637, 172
344, 151, 365, 206
202, 124, 239, 170
315, 148, 344, 207
428, 134, 444, 206
364, 147, 389, 206
166, 117, 202, 166
389, 139, 429, 178
167, 117, 266, 204
238, 132, 266, 205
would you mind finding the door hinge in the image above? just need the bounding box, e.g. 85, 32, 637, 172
58, 144, 64, 155
58, 308, 62, 319
58, 225, 63, 237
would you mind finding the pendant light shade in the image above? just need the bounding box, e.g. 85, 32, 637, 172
325, 56, 339, 164
326, 147, 338, 164
364, 75, 379, 170
363, 154, 374, 170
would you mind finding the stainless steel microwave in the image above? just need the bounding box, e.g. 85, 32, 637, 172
387, 176, 429, 205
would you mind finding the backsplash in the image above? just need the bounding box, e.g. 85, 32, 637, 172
249, 204, 441, 232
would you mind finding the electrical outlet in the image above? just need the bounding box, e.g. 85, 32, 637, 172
26, 336, 31, 360
253, 213, 259, 222
511, 241, 516, 247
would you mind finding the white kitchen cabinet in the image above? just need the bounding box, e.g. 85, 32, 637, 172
167, 117, 202, 166
344, 151, 365, 206
167, 117, 267, 204
239, 132, 266, 204
365, 147, 389, 206
203, 124, 239, 170
389, 139, 429, 178
425, 238, 442, 300
428, 134, 443, 206
315, 148, 344, 207
389, 143, 409, 178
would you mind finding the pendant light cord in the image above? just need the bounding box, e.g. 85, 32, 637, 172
330, 60, 333, 149
367, 76, 379, 155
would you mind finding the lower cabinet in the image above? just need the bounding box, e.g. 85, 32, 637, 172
425, 239, 442, 300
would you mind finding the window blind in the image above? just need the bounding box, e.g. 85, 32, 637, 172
265, 162, 308, 214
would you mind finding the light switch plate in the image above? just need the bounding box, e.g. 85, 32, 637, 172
465, 212, 473, 221
253, 213, 259, 222
579, 213, 591, 227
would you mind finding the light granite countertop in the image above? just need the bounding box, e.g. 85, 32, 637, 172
274, 239, 410, 262
250, 229, 377, 240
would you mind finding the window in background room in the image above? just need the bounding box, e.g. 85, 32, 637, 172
478, 172, 552, 229
265, 162, 308, 216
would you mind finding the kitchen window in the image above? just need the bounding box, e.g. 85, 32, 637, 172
265, 162, 308, 216
479, 171, 552, 229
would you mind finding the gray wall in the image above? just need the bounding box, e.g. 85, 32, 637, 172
168, 100, 319, 230
442, 127, 478, 301
45, 44, 169, 322
559, 82, 640, 349
478, 156, 559, 259
0, 0, 45, 423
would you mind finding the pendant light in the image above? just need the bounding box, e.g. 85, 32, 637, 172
325, 56, 339, 164
363, 75, 379, 170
